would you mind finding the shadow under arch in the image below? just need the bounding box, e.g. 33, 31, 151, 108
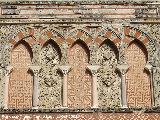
12, 40, 33, 59
127, 39, 148, 62
99, 39, 119, 61
42, 39, 62, 61
69, 39, 90, 62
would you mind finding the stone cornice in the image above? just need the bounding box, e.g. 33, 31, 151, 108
0, 0, 158, 5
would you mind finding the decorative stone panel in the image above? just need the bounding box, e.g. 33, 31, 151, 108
38, 41, 62, 109
97, 40, 121, 108
67, 42, 92, 108
125, 41, 151, 108
9, 42, 33, 109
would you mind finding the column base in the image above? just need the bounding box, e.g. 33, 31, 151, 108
60, 106, 68, 109
4, 106, 8, 109
32, 106, 39, 109
121, 105, 128, 109
91, 106, 99, 109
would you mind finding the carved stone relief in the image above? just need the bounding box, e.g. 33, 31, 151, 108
38, 42, 62, 108
97, 41, 121, 108
125, 41, 151, 108
9, 42, 33, 109
0, 23, 159, 110
67, 42, 92, 108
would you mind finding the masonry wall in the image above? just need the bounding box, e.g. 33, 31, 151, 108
0, 0, 160, 120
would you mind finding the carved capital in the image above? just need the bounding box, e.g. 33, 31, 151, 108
5, 66, 13, 76
29, 66, 41, 76
145, 63, 153, 73
117, 64, 129, 75
87, 65, 100, 76
59, 66, 71, 75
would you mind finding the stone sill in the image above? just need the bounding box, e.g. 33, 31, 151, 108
0, 107, 160, 114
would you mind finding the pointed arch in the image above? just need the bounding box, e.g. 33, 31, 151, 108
97, 39, 121, 108
67, 40, 92, 108
99, 39, 119, 60
42, 39, 62, 61
38, 39, 62, 108
39, 29, 65, 47
66, 29, 93, 47
123, 26, 154, 61
95, 28, 121, 47
9, 40, 33, 109
9, 31, 36, 48
124, 26, 150, 45
125, 39, 151, 108
70, 39, 90, 62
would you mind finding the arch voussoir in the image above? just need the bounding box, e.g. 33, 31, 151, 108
96, 28, 121, 46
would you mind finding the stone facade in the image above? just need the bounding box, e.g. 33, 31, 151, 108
0, 0, 160, 119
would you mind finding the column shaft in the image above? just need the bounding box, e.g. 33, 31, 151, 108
121, 74, 127, 108
59, 66, 71, 108
3, 66, 12, 109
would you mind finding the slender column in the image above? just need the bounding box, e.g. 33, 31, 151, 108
87, 65, 100, 108
3, 66, 13, 109
145, 63, 154, 107
117, 64, 129, 108
59, 66, 71, 108
29, 66, 41, 109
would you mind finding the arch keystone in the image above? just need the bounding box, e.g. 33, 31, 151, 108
105, 31, 112, 38
46, 31, 53, 39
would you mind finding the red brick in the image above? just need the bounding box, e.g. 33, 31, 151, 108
84, 37, 93, 45
142, 37, 149, 44
134, 31, 141, 38
17, 32, 24, 40
46, 31, 53, 39
56, 36, 64, 45
124, 26, 130, 36
38, 37, 46, 45
105, 31, 112, 38
27, 37, 35, 46
123, 37, 131, 44
113, 38, 121, 44
77, 31, 84, 38
95, 36, 103, 45
66, 37, 74, 45
28, 28, 34, 36
9, 39, 16, 45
